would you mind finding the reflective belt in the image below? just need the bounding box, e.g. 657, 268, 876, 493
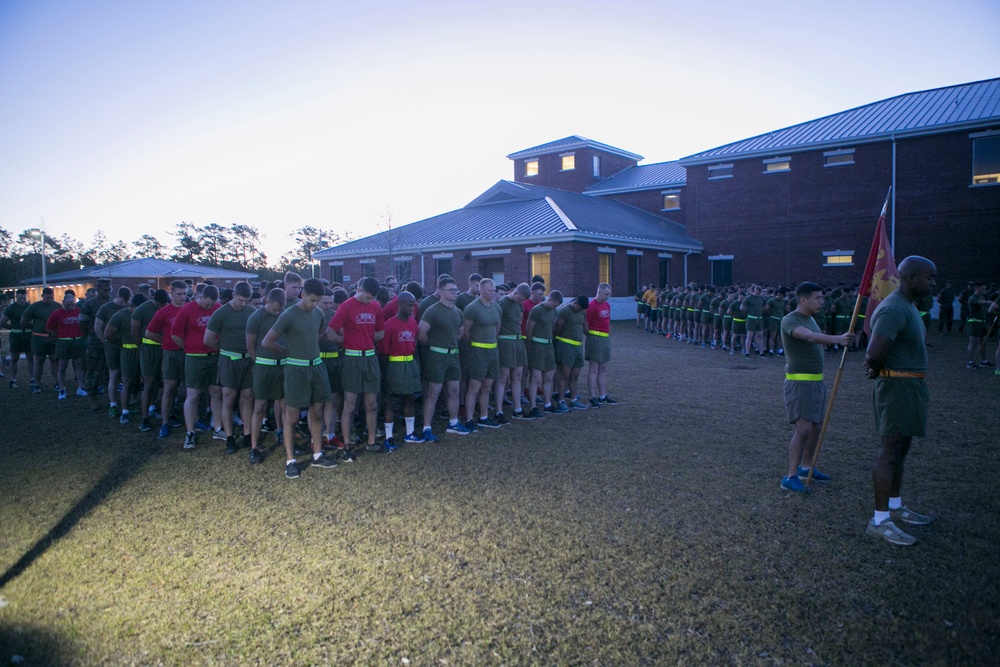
255, 357, 281, 366
286, 357, 322, 366
968, 318, 984, 323
555, 336, 582, 346
320, 351, 340, 359
497, 334, 519, 340
531, 337, 550, 344
122, 343, 139, 350
9, 329, 25, 333
918, 311, 928, 316
733, 318, 746, 323
186, 352, 214, 357
747, 315, 760, 319
141, 337, 161, 346
429, 346, 458, 354
856, 314, 865, 319
389, 355, 414, 362
343, 349, 375, 357
33, 332, 48, 337
880, 369, 925, 379
771, 316, 782, 320
58, 336, 81, 340
470, 341, 497, 349
785, 373, 823, 381
220, 349, 247, 360
587, 330, 609, 337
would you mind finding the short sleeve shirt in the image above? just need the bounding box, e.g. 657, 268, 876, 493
742, 295, 764, 317
329, 296, 384, 351
3, 302, 28, 330
498, 296, 523, 337
246, 306, 283, 360
47, 307, 83, 338
207, 302, 254, 353
870, 291, 927, 373
271, 304, 326, 360
171, 300, 221, 355
527, 303, 556, 341
463, 298, 501, 344
780, 311, 824, 376
146, 303, 183, 351
555, 303, 586, 342
22, 301, 59, 334
585, 300, 611, 334
108, 308, 136, 345
381, 316, 418, 357
131, 301, 160, 343
421, 301, 463, 349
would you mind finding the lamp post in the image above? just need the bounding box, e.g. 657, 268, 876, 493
30, 226, 47, 288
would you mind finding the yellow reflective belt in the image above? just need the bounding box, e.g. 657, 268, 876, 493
122, 343, 138, 350
785, 373, 823, 381
555, 336, 582, 346
344, 349, 374, 357
470, 341, 497, 349
733, 318, 746, 323
587, 330, 609, 337
141, 337, 161, 346
388, 354, 414, 362
320, 351, 340, 358
497, 334, 519, 340
220, 349, 246, 360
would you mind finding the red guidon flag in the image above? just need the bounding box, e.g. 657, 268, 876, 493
859, 193, 898, 335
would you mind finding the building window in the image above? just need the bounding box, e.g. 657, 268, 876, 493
593, 155, 601, 178
661, 190, 681, 210
395, 260, 412, 283
709, 256, 733, 286
435, 258, 452, 280
823, 250, 854, 267
599, 253, 612, 284
708, 163, 733, 180
362, 262, 375, 278
331, 265, 343, 284
627, 255, 640, 295
763, 157, 791, 173
824, 148, 855, 167
530, 252, 551, 287
658, 257, 670, 286
525, 160, 538, 177
560, 154, 575, 171
972, 135, 1000, 185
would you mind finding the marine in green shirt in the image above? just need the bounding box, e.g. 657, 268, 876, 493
462, 279, 502, 429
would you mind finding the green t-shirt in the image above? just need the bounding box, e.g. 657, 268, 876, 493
270, 304, 326, 361
968, 294, 989, 320
318, 308, 341, 353
463, 298, 501, 344
780, 311, 824, 376
417, 294, 440, 321
498, 296, 523, 336
727, 299, 743, 318
870, 291, 927, 373
131, 300, 160, 342
742, 295, 764, 317
421, 301, 462, 349
246, 306, 283, 360
833, 296, 853, 317
455, 292, 476, 311
698, 293, 713, 312
208, 302, 254, 353
22, 300, 59, 334
107, 308, 136, 346
95, 301, 124, 338
3, 302, 29, 330
555, 303, 586, 342
767, 297, 787, 319
527, 303, 556, 341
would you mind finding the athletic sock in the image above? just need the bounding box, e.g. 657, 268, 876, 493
110, 401, 118, 407
405, 417, 415, 434
121, 409, 130, 415
888, 497, 903, 510
384, 422, 394, 439
449, 419, 458, 427
286, 459, 296, 466
313, 452, 322, 461
873, 510, 891, 525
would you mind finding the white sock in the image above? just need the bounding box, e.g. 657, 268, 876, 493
384, 422, 394, 439
121, 409, 130, 415
313, 452, 322, 461
405, 417, 415, 435
873, 510, 891, 525
888, 497, 903, 510
449, 420, 458, 427
110, 401, 118, 407
286, 459, 296, 466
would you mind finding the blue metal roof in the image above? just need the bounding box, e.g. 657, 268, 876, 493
507, 135, 644, 161
20, 257, 258, 285
315, 180, 700, 258
681, 78, 1000, 164
584, 161, 686, 195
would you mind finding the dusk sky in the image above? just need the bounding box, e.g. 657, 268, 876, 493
2, 0, 998, 262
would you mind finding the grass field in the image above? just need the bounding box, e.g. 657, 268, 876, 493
1, 323, 998, 665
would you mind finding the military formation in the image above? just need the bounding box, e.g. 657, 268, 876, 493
1, 273, 619, 481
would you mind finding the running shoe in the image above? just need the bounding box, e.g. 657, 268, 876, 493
57, 388, 67, 401
249, 448, 263, 465
108, 405, 120, 418
780, 475, 811, 494
404, 432, 424, 444
494, 413, 510, 425
588, 397, 601, 409
511, 410, 531, 420
599, 395, 618, 405
213, 428, 227, 441
8, 379, 17, 388
119, 413, 130, 425
285, 461, 301, 479
194, 419, 212, 432
446, 422, 473, 435
464, 419, 479, 433
158, 424, 171, 439
311, 454, 339, 468
342, 449, 357, 463
225, 435, 238, 454
183, 432, 196, 450
76, 388, 88, 397
568, 399, 589, 410
477, 416, 501, 429
168, 415, 184, 428
528, 407, 544, 419
890, 506, 932, 525
865, 519, 915, 546
384, 437, 398, 452
421, 428, 439, 443
797, 466, 832, 482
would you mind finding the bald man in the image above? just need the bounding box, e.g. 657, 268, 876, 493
863, 256, 936, 546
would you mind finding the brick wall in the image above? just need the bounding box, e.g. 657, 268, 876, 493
514, 148, 637, 193
598, 188, 687, 226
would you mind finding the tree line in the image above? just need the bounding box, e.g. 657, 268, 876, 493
0, 223, 348, 286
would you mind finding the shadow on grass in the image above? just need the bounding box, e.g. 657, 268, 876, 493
0, 624, 73, 665
0, 445, 152, 589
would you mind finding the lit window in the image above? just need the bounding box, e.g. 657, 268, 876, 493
530, 252, 551, 287
525, 160, 538, 177
593, 155, 601, 178
708, 163, 733, 179
824, 148, 855, 167
561, 154, 575, 171
823, 250, 854, 267
661, 190, 680, 210
599, 253, 612, 284
972, 135, 1000, 185
763, 156, 791, 173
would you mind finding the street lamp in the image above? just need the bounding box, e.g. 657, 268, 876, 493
30, 226, 47, 288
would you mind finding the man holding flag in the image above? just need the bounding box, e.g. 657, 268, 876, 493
864, 255, 937, 546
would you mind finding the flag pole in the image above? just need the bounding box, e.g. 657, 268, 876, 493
805, 187, 892, 486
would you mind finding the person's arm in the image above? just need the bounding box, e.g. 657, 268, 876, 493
144, 318, 163, 344
791, 326, 853, 347
553, 314, 565, 337
261, 328, 285, 354
461, 317, 473, 342
46, 312, 59, 339
0, 312, 10, 330
130, 317, 142, 343
104, 321, 119, 344
246, 332, 258, 362
526, 316, 536, 339
417, 319, 430, 345
323, 326, 345, 343
864, 333, 893, 379
203, 328, 220, 351
95, 317, 108, 342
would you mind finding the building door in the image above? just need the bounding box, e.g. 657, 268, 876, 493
478, 257, 504, 286
627, 255, 640, 295
658, 258, 670, 287
711, 258, 733, 286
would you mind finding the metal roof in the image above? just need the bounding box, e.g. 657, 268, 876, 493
584, 161, 686, 195
315, 180, 700, 258
681, 77, 1000, 164
507, 135, 644, 161
21, 257, 258, 285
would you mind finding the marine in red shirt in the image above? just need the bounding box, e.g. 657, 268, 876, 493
585, 283, 616, 407
379, 291, 421, 448
46, 290, 85, 398
144, 280, 189, 435
170, 285, 223, 450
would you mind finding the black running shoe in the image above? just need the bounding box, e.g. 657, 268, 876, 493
285, 461, 301, 479
139, 418, 152, 432
225, 435, 238, 454
249, 448, 263, 465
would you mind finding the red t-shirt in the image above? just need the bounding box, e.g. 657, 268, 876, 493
585, 299, 611, 334
382, 296, 419, 321
170, 300, 220, 354
146, 303, 183, 351
329, 296, 384, 352
47, 307, 82, 338
521, 299, 539, 336
378, 315, 418, 356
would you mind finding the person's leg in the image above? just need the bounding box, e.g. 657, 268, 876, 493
509, 366, 524, 414
596, 362, 608, 398
363, 392, 378, 447
208, 384, 223, 430
465, 378, 482, 422
422, 382, 443, 429
251, 399, 267, 450
494, 366, 510, 417
786, 419, 813, 478
72, 356, 85, 391
184, 387, 202, 432
542, 370, 554, 407
873, 434, 912, 512
239, 388, 254, 435
308, 403, 325, 454
444, 381, 460, 421
283, 404, 301, 460
57, 358, 68, 391
221, 387, 237, 436
478, 378, 493, 418
341, 392, 358, 446
529, 369, 542, 408
568, 366, 582, 400
587, 362, 598, 400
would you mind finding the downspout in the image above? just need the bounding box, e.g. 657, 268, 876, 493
891, 135, 897, 250
684, 250, 692, 285
420, 251, 425, 288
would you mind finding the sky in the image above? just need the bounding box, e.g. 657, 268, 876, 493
2, 0, 998, 263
